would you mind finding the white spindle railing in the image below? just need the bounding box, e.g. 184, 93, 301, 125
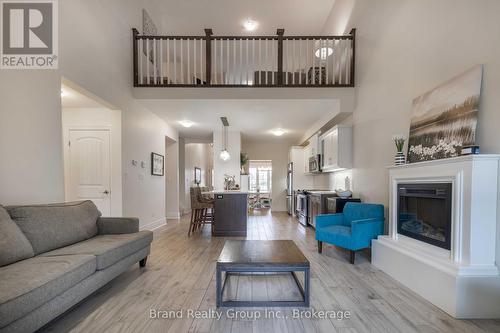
133, 29, 355, 87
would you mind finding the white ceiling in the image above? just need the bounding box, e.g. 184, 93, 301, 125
139, 99, 339, 142
153, 0, 336, 36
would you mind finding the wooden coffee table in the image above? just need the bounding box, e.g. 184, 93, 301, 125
216, 240, 310, 307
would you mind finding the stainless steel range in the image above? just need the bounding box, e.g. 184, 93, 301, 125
295, 189, 332, 226
295, 190, 309, 226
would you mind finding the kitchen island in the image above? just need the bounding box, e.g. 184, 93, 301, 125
212, 191, 248, 237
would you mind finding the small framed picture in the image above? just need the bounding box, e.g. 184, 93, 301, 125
194, 167, 201, 185
151, 153, 164, 176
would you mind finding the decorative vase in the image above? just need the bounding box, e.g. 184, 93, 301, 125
394, 151, 406, 165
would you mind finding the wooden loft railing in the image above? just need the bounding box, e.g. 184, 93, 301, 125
132, 28, 355, 88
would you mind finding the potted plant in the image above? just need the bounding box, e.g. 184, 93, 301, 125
240, 152, 249, 175
393, 135, 406, 165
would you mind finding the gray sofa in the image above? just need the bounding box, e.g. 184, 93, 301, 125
0, 201, 153, 333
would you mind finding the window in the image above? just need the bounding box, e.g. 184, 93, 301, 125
249, 160, 272, 193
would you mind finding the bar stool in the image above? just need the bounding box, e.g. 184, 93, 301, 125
188, 187, 214, 236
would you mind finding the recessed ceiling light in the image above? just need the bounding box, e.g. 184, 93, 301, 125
272, 128, 286, 136
179, 120, 194, 128
243, 19, 258, 31
60, 89, 68, 97
315, 47, 334, 60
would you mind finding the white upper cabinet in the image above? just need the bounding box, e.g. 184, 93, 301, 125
303, 144, 312, 173
309, 133, 320, 157
320, 125, 352, 172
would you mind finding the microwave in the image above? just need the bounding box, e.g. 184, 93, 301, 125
308, 154, 321, 173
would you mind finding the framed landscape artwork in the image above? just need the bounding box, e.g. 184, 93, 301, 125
407, 65, 483, 163
151, 153, 164, 176
142, 9, 157, 64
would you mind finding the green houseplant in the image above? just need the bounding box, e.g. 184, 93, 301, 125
240, 152, 249, 175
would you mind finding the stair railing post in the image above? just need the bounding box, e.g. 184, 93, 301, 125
349, 28, 356, 87
132, 28, 139, 86
277, 29, 285, 86
204, 28, 213, 85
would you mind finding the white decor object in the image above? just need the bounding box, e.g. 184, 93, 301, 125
394, 151, 406, 165
393, 134, 406, 165
320, 125, 352, 172
335, 189, 352, 198
373, 155, 500, 318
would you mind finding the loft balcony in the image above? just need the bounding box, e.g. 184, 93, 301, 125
132, 28, 355, 88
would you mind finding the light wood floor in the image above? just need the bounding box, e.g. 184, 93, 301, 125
43, 211, 500, 333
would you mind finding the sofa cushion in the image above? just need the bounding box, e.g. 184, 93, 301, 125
0, 254, 96, 328
7, 201, 101, 255
0, 205, 34, 267
41, 231, 153, 270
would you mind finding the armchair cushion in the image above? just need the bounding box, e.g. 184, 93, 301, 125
315, 213, 345, 229
315, 203, 385, 252
316, 225, 353, 249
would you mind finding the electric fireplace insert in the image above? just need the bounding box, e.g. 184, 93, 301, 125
397, 183, 452, 250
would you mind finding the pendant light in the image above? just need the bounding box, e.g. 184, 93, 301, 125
219, 117, 231, 161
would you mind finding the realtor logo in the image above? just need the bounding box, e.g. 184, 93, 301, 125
1, 0, 58, 69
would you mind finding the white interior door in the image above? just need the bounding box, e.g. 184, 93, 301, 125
68, 129, 111, 216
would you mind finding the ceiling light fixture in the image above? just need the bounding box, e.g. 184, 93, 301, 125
219, 117, 231, 161
60, 89, 68, 97
179, 120, 194, 128
272, 128, 286, 136
243, 19, 258, 31
315, 47, 334, 60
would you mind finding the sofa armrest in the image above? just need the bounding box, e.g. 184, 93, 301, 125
315, 213, 345, 229
97, 217, 139, 234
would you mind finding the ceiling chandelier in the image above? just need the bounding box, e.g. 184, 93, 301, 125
219, 117, 230, 161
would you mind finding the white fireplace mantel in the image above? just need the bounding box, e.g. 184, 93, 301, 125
372, 155, 500, 318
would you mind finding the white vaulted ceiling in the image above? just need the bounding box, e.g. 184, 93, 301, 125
151, 0, 337, 36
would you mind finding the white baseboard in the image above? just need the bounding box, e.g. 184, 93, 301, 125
140, 217, 166, 231
166, 211, 180, 219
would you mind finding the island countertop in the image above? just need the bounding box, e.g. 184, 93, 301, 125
203, 190, 249, 195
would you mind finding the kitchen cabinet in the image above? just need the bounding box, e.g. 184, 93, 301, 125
289, 146, 313, 190
303, 144, 312, 173
320, 125, 352, 172
213, 192, 248, 237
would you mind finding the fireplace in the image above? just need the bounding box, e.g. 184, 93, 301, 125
397, 183, 452, 250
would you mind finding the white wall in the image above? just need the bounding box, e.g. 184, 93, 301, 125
321, 0, 500, 264
59, 0, 178, 228
0, 71, 63, 205
213, 131, 241, 190
183, 143, 212, 210
165, 138, 180, 219
242, 140, 293, 211
0, 1, 178, 229
62, 107, 123, 216
178, 138, 186, 214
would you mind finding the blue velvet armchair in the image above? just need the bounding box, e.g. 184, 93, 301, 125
315, 202, 385, 264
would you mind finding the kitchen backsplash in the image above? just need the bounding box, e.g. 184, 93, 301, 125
312, 170, 353, 191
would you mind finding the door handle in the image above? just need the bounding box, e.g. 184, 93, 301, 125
103, 190, 109, 195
